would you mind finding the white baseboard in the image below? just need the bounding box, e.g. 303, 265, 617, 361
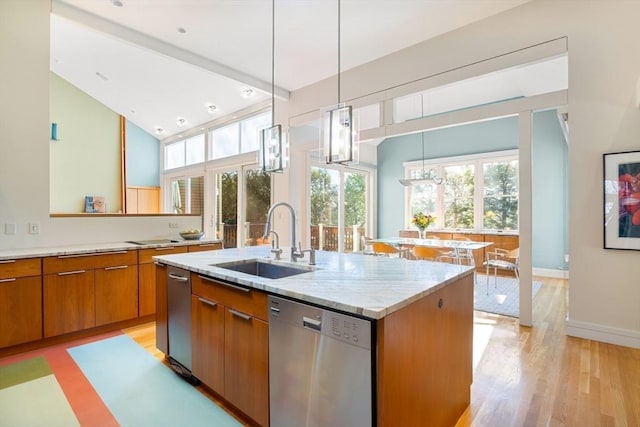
566, 319, 640, 349
532, 267, 568, 279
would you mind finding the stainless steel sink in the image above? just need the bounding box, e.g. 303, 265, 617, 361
213, 259, 314, 279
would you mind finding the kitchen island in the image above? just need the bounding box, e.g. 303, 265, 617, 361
154, 246, 475, 427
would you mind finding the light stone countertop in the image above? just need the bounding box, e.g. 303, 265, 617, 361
154, 246, 474, 320
0, 239, 222, 261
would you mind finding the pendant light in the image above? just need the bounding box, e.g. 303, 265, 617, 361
399, 103, 443, 186
258, 0, 288, 172
322, 0, 358, 164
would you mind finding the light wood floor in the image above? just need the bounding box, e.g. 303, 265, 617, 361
124, 277, 640, 427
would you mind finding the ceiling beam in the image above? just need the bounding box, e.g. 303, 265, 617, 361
51, 0, 290, 101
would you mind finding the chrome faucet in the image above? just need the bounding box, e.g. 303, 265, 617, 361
263, 202, 304, 262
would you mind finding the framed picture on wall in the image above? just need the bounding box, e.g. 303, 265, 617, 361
603, 150, 640, 250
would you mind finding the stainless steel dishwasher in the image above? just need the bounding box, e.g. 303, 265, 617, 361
166, 266, 198, 383
268, 296, 373, 427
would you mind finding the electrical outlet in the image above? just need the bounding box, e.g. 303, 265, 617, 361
28, 222, 40, 234
169, 222, 178, 229
4, 223, 16, 235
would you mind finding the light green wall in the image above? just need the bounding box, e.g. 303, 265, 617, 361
50, 72, 121, 213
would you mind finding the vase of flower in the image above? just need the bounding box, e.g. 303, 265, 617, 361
412, 212, 435, 239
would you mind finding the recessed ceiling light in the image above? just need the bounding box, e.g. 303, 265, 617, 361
242, 88, 254, 98
112, 0, 123, 7
207, 104, 217, 114
177, 27, 186, 34
176, 117, 186, 127
155, 127, 164, 135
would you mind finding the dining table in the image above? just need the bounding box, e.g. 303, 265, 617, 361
370, 237, 494, 265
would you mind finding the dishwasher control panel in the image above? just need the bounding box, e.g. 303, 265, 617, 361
268, 296, 371, 350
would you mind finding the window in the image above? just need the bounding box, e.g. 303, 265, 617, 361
208, 111, 271, 161
310, 165, 370, 253
170, 175, 204, 215
164, 134, 205, 170
406, 151, 518, 231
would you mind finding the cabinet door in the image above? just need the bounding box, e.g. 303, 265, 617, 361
44, 271, 95, 337
224, 308, 269, 427
0, 276, 42, 347
95, 265, 138, 326
191, 295, 225, 392
155, 264, 168, 354
139, 263, 156, 317
188, 242, 223, 252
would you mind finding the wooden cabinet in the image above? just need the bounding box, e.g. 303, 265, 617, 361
191, 274, 269, 426
139, 246, 188, 316
126, 186, 160, 214
43, 250, 137, 337
188, 242, 223, 252
377, 273, 473, 427
0, 258, 43, 348
191, 294, 225, 392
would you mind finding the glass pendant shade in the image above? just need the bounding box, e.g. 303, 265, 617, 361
258, 124, 288, 172
322, 105, 357, 164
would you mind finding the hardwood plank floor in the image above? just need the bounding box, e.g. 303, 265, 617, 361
124, 277, 640, 427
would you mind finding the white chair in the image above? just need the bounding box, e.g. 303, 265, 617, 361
483, 248, 519, 294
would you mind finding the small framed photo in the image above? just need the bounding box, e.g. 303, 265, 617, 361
85, 195, 106, 213
603, 150, 640, 250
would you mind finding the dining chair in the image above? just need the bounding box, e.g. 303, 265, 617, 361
372, 242, 406, 258
453, 237, 475, 266
360, 236, 375, 255
412, 245, 442, 261
483, 247, 519, 294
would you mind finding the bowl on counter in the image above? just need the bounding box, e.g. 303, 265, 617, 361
179, 231, 205, 240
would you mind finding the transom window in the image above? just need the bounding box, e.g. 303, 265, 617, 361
405, 150, 518, 232
209, 111, 271, 160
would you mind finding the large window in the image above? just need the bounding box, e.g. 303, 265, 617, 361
310, 165, 370, 253
209, 112, 271, 161
164, 133, 205, 170
406, 151, 518, 231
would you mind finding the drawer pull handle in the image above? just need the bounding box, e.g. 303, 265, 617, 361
198, 275, 250, 293
58, 270, 86, 276
196, 244, 219, 247
104, 265, 128, 271
154, 247, 176, 251
58, 251, 128, 259
229, 309, 252, 321
154, 262, 164, 266
0, 260, 16, 264
0, 278, 17, 283
198, 297, 217, 308
168, 273, 189, 282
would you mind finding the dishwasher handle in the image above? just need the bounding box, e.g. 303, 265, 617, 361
302, 316, 321, 332
168, 273, 189, 282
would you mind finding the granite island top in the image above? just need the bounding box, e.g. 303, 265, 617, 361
154, 246, 474, 320
0, 239, 222, 261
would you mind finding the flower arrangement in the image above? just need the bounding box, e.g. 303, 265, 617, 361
412, 212, 436, 230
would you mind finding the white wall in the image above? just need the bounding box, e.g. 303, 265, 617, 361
280, 0, 640, 348
0, 0, 201, 251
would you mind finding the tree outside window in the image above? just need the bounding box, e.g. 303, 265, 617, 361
444, 165, 475, 229
483, 161, 518, 230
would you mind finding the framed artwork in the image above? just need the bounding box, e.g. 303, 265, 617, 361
603, 150, 640, 250
85, 196, 106, 213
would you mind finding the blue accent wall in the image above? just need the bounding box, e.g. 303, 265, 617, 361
126, 120, 160, 187
377, 110, 568, 270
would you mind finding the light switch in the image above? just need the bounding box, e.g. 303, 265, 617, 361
4, 223, 16, 235
28, 222, 40, 234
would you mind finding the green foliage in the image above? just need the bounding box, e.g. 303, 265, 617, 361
310, 168, 338, 225
483, 162, 518, 229
245, 169, 271, 223
444, 166, 475, 228
344, 173, 366, 227
220, 171, 238, 224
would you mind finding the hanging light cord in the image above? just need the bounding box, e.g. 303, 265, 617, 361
337, 0, 341, 105
271, 0, 275, 127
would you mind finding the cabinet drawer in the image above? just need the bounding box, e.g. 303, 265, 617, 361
192, 274, 268, 321
188, 242, 223, 252
138, 246, 187, 264
0, 258, 41, 279
44, 250, 137, 274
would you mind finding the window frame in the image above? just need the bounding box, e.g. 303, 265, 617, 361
403, 149, 518, 232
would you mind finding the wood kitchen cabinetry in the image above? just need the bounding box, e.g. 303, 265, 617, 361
191, 274, 269, 427
187, 242, 223, 252
0, 258, 43, 348
43, 250, 138, 337
139, 246, 188, 317
126, 186, 160, 214
377, 273, 473, 427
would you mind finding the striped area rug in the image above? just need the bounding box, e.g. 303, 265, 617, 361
0, 333, 241, 427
